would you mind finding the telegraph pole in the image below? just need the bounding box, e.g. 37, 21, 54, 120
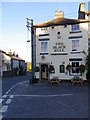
31, 19, 34, 83
26, 18, 34, 84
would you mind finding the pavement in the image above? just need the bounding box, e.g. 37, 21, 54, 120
0, 76, 89, 119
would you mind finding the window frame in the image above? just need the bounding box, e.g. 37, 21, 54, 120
59, 65, 65, 73
70, 61, 81, 76
70, 39, 80, 53
70, 24, 80, 32
40, 41, 49, 54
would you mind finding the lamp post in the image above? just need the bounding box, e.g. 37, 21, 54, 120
26, 18, 34, 83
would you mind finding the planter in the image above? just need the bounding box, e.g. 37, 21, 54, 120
66, 64, 71, 75
35, 72, 39, 79
48, 65, 55, 73
35, 66, 39, 72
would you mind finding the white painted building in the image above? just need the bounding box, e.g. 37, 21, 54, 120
34, 3, 89, 81
0, 50, 11, 77
78, 2, 90, 52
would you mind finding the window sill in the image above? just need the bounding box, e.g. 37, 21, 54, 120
70, 31, 81, 34
51, 52, 68, 55
40, 53, 49, 55
70, 51, 81, 54
70, 74, 81, 76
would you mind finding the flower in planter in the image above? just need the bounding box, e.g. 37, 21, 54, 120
48, 65, 55, 74
66, 64, 72, 74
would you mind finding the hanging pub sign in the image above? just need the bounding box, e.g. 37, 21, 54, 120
53, 42, 66, 52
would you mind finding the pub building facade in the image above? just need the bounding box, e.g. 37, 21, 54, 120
34, 3, 89, 81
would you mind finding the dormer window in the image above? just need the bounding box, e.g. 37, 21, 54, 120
71, 24, 80, 32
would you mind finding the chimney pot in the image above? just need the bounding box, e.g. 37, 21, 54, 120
80, 2, 85, 11
55, 10, 64, 18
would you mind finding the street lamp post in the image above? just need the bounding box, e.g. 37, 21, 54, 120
26, 18, 34, 83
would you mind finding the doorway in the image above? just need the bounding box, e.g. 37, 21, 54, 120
41, 64, 48, 80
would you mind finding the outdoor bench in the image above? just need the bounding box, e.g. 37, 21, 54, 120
50, 76, 61, 85
71, 77, 83, 85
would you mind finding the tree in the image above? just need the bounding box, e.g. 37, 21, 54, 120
79, 64, 85, 76
86, 53, 90, 81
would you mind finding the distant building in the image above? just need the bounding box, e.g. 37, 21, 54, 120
0, 49, 11, 77
0, 50, 2, 77
33, 2, 89, 81
0, 49, 27, 77
10, 55, 27, 76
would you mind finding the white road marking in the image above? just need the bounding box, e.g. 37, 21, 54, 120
0, 99, 4, 104
6, 99, 12, 104
62, 94, 74, 96
4, 80, 28, 96
0, 106, 8, 113
25, 85, 29, 87
0, 114, 3, 120
5, 92, 9, 94
8, 94, 73, 97
2, 95, 7, 99
9, 95, 14, 99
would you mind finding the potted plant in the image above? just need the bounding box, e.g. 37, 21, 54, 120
79, 64, 85, 76
66, 64, 71, 75
35, 66, 39, 82
48, 65, 55, 80
35, 66, 39, 72
48, 65, 55, 73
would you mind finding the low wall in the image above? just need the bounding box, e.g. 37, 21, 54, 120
3, 70, 12, 77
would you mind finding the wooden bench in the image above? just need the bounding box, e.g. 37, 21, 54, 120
50, 77, 61, 85
71, 77, 83, 85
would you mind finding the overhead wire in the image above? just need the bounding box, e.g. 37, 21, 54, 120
33, 12, 78, 23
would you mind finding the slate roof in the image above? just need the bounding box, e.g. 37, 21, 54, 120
34, 17, 89, 28
0, 49, 25, 61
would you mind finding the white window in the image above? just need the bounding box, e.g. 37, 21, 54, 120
40, 41, 48, 53
71, 24, 80, 32
71, 39, 80, 52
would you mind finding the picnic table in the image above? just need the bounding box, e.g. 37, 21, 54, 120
50, 76, 61, 85
71, 76, 83, 85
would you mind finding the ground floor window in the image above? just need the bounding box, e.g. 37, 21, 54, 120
71, 62, 80, 75
59, 65, 65, 73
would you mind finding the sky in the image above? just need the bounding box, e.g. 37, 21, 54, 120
1, 2, 89, 62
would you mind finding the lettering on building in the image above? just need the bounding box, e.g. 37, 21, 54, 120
53, 42, 66, 52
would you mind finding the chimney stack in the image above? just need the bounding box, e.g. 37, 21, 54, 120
79, 2, 85, 12
8, 49, 12, 55
55, 10, 64, 18
78, 2, 85, 19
